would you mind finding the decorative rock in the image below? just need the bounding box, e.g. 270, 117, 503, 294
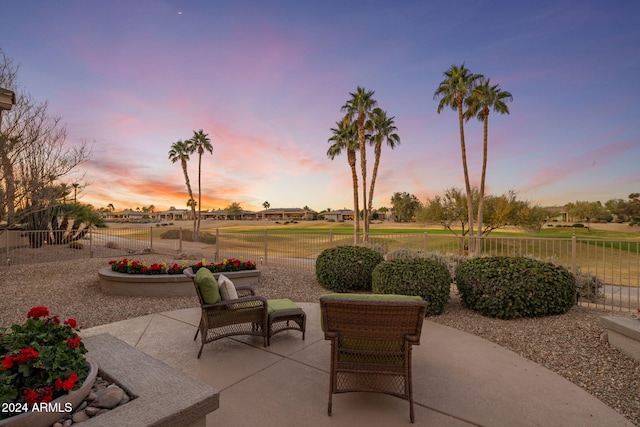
72, 411, 90, 423
119, 392, 130, 405
96, 409, 110, 416
84, 406, 101, 416
53, 423, 64, 427
63, 419, 73, 427
91, 384, 124, 409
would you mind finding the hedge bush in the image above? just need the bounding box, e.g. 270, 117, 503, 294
160, 229, 216, 244
455, 256, 576, 319
315, 245, 384, 292
372, 258, 451, 316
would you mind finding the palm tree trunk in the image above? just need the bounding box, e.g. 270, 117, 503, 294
196, 152, 202, 242
476, 110, 489, 255
358, 115, 368, 242
367, 142, 382, 220
181, 160, 196, 239
348, 149, 360, 245
457, 98, 474, 252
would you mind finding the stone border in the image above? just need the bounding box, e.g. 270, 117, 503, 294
601, 316, 640, 362
82, 333, 218, 427
98, 268, 261, 297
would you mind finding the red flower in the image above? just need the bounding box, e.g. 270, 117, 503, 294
67, 336, 82, 348
15, 348, 39, 363
27, 306, 50, 319
1, 355, 15, 370
64, 318, 77, 328
52, 315, 61, 325
23, 389, 39, 405
55, 373, 78, 391
23, 386, 53, 405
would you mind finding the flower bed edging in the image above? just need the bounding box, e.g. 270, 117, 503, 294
98, 268, 261, 297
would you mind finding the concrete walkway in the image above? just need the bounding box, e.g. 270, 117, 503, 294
82, 304, 634, 426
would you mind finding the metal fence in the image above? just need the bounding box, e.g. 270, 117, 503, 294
2, 227, 638, 311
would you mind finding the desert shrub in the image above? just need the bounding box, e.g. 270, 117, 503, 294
68, 241, 83, 250
455, 256, 576, 319
315, 245, 384, 292
372, 258, 451, 316
357, 241, 386, 257
385, 248, 422, 260
575, 269, 604, 303
572, 223, 585, 228
160, 229, 216, 244
426, 252, 467, 283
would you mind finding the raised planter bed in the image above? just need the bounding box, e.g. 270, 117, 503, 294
82, 333, 218, 427
601, 316, 640, 362
98, 268, 261, 297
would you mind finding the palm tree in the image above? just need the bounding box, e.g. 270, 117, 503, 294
187, 129, 213, 241
106, 203, 115, 212
368, 108, 400, 222
434, 64, 483, 250
464, 78, 513, 254
328, 119, 360, 244
342, 87, 378, 241
169, 139, 196, 235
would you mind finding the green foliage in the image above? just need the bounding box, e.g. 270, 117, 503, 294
68, 241, 83, 250
455, 256, 576, 319
390, 192, 421, 221
357, 241, 386, 257
315, 245, 384, 292
372, 258, 451, 316
574, 269, 604, 303
0, 307, 88, 417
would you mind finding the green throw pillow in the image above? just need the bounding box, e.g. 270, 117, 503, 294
195, 268, 221, 304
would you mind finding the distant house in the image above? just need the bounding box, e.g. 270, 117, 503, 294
201, 209, 257, 220
110, 209, 147, 221
320, 209, 354, 221
156, 209, 193, 221
544, 206, 568, 222
257, 208, 315, 220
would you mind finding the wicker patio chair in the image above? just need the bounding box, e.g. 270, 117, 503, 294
184, 267, 268, 358
320, 294, 427, 423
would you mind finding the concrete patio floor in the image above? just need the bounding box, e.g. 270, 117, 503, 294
81, 303, 634, 426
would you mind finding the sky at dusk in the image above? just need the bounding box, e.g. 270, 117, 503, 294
1, 0, 639, 213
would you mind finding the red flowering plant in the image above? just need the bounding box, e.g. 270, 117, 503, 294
108, 257, 257, 275
0, 306, 88, 419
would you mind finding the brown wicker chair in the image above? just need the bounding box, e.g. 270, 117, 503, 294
320, 294, 427, 423
184, 267, 268, 358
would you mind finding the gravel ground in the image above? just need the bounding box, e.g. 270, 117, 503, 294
1, 255, 639, 425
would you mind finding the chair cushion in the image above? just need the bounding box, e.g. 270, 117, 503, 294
218, 274, 239, 301
195, 268, 221, 304
267, 298, 300, 314
321, 293, 423, 302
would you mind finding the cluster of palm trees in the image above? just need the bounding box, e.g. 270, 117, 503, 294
168, 129, 213, 241
434, 63, 513, 254
327, 87, 400, 244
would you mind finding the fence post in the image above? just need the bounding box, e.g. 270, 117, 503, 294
179, 228, 183, 253
263, 229, 268, 266
215, 228, 220, 261
89, 229, 94, 258
571, 235, 577, 274
149, 227, 153, 251
423, 232, 428, 257
329, 230, 333, 248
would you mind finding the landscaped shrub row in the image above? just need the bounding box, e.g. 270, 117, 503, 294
372, 258, 451, 316
455, 256, 576, 319
159, 229, 216, 244
315, 246, 384, 292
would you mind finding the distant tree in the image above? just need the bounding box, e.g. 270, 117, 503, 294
434, 64, 483, 248
390, 192, 421, 222
367, 108, 400, 228
263, 201, 270, 210
342, 86, 378, 241
187, 129, 213, 241
169, 140, 195, 232
564, 201, 606, 229
464, 77, 512, 254
106, 203, 115, 212
226, 202, 242, 219
328, 118, 360, 244
169, 206, 176, 211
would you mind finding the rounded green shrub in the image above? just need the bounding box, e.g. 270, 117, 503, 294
68, 241, 84, 250
372, 258, 451, 316
315, 245, 384, 292
455, 256, 576, 319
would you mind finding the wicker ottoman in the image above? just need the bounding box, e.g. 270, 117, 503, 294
267, 299, 306, 345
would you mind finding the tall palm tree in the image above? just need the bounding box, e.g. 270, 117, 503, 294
464, 78, 512, 253
434, 64, 482, 251
328, 119, 360, 244
106, 203, 115, 212
342, 87, 378, 241
368, 108, 400, 220
168, 139, 196, 235
187, 129, 213, 241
